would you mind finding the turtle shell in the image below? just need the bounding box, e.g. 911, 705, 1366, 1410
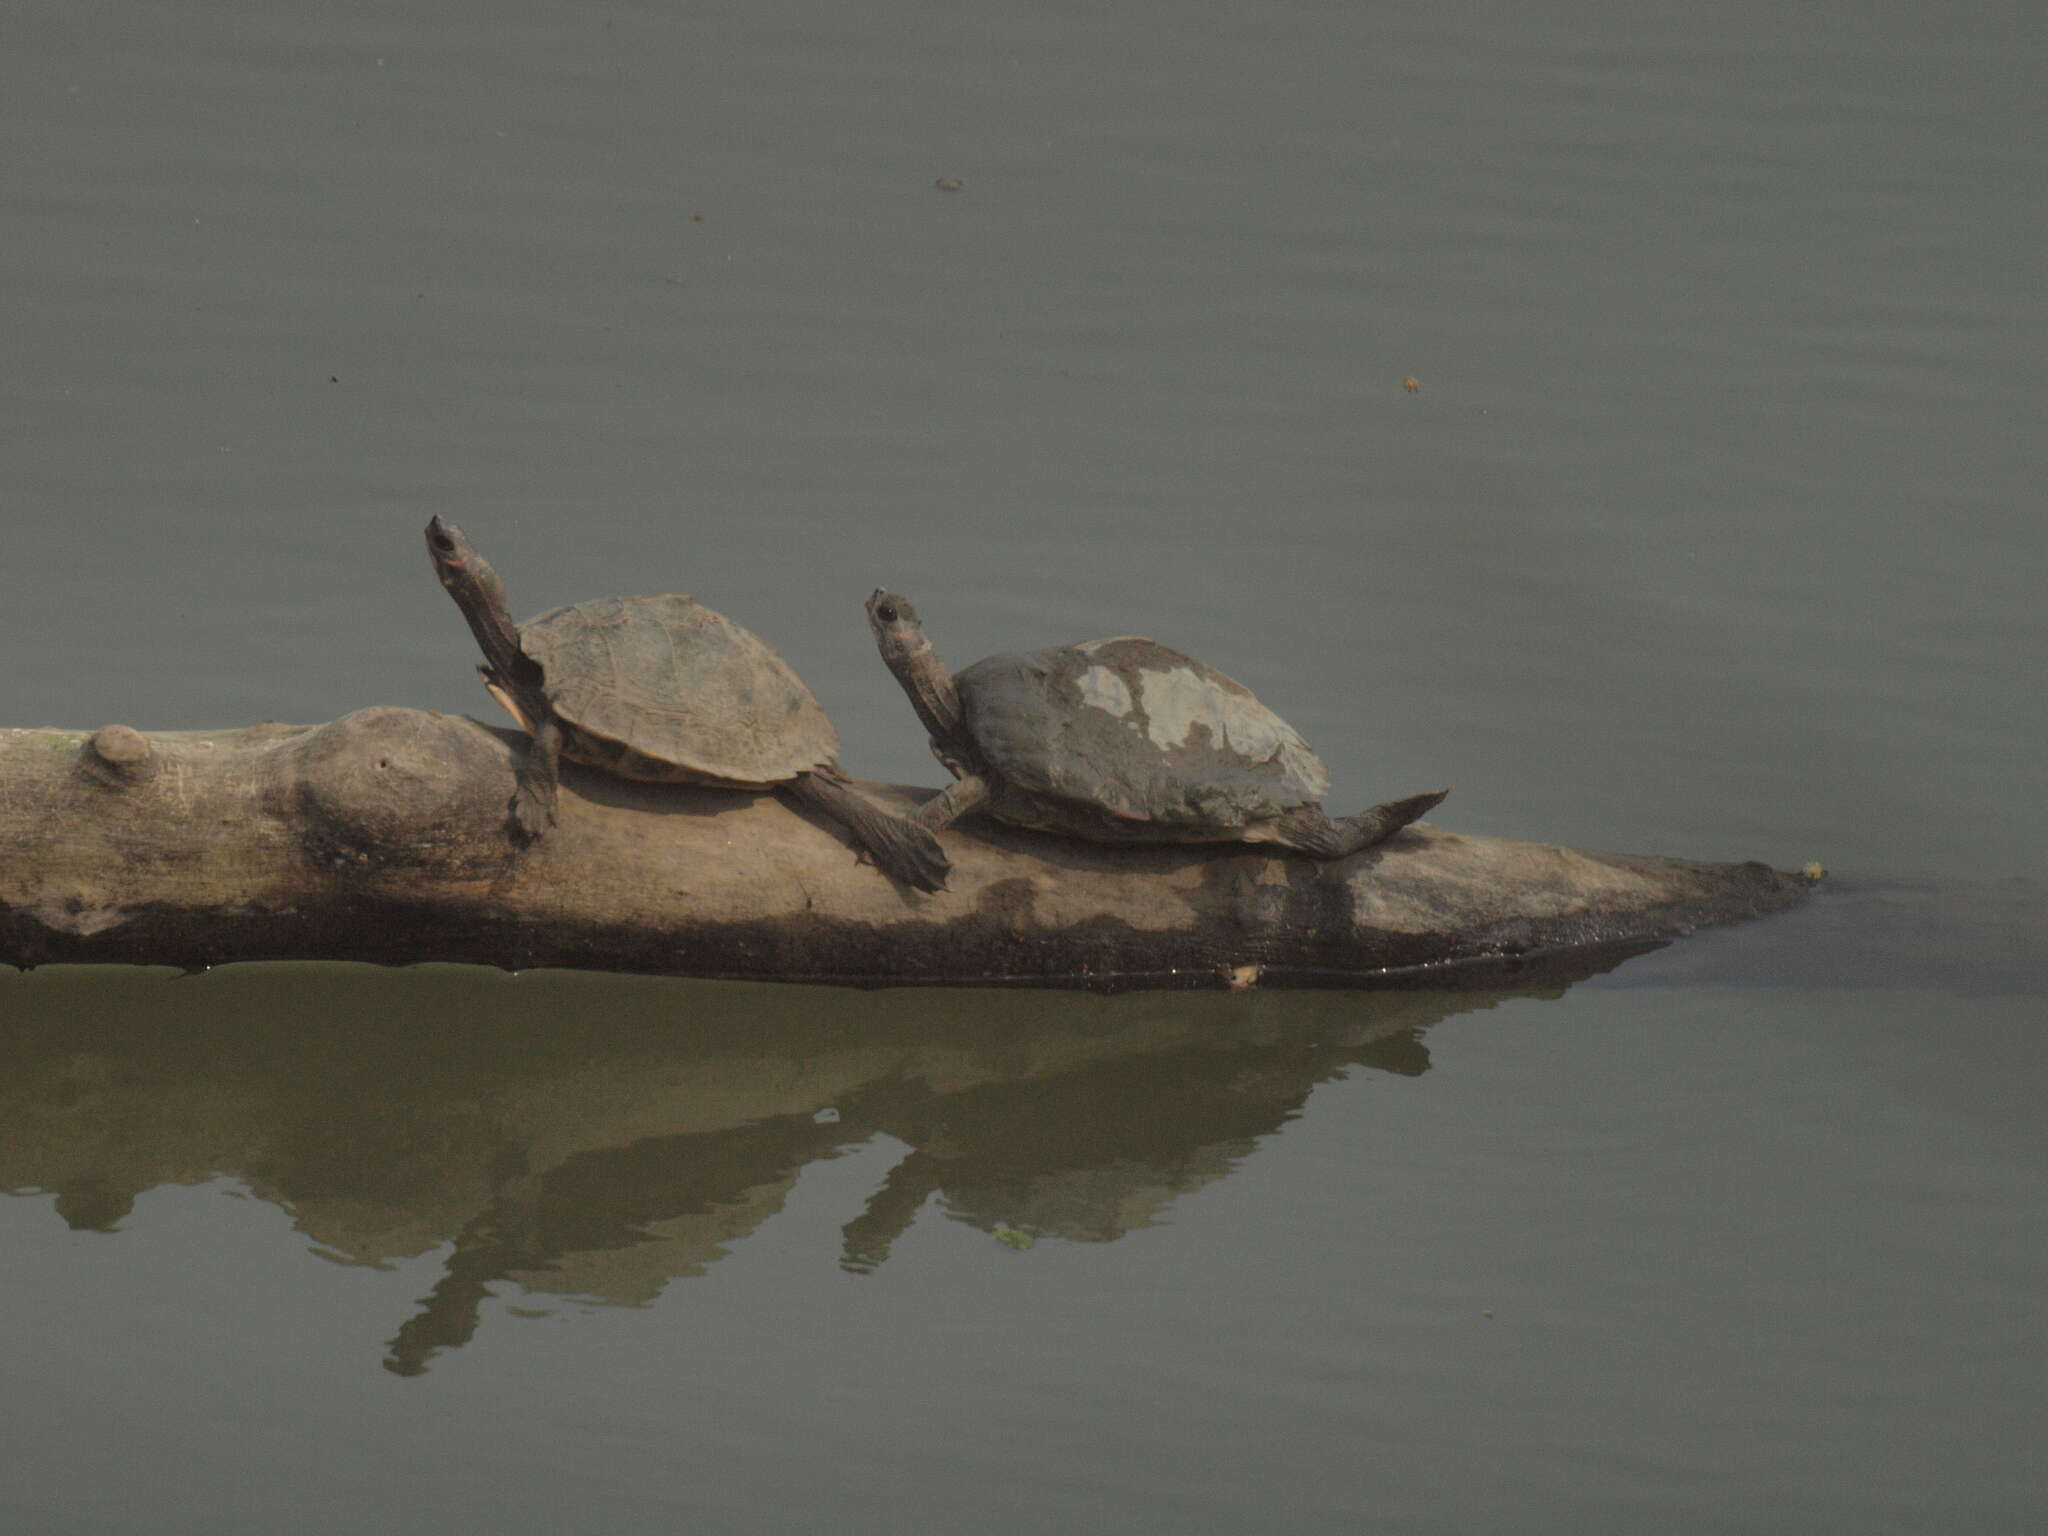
955, 636, 1330, 829
518, 593, 839, 789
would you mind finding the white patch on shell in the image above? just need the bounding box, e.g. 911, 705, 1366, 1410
1075, 665, 1136, 723
1136, 666, 1294, 760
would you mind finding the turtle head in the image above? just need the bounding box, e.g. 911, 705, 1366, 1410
421, 514, 477, 593
866, 590, 930, 665
866, 589, 970, 762
425, 515, 483, 592
425, 516, 533, 698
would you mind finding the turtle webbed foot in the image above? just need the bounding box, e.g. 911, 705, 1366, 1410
1336, 788, 1448, 853
880, 820, 951, 894
1275, 788, 1448, 858
846, 811, 950, 893
507, 717, 564, 845
508, 780, 557, 843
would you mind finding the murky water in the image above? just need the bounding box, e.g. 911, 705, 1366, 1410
3, 3, 2042, 1531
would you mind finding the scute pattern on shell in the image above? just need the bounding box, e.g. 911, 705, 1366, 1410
955, 636, 1330, 828
519, 594, 839, 788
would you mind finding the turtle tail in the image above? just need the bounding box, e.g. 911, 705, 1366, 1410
782, 769, 952, 893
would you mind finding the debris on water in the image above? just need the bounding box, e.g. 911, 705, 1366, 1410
1800, 860, 1827, 883
1402, 376, 1421, 392
934, 176, 965, 192
993, 1225, 1034, 1251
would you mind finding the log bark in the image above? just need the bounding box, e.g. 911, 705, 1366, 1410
0, 707, 1810, 988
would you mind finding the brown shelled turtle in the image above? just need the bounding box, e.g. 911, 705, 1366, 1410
424, 518, 948, 892
865, 589, 1445, 857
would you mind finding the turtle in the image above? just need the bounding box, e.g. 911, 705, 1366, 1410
423, 517, 948, 892
864, 590, 1447, 857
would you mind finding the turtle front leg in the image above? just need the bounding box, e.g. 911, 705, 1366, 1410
913, 773, 990, 833
509, 715, 564, 842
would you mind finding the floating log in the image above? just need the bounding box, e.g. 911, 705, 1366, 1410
0, 707, 1810, 988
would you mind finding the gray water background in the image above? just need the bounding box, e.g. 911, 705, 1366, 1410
3, 3, 2043, 1531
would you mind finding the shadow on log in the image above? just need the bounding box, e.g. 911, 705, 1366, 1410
0, 708, 1811, 988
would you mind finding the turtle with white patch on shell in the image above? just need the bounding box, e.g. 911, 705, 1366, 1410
423, 518, 948, 892
865, 590, 1447, 857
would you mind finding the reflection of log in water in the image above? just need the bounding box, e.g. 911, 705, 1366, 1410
0, 965, 1576, 1374
0, 708, 1806, 987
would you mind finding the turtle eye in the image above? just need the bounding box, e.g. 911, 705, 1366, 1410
876, 602, 898, 622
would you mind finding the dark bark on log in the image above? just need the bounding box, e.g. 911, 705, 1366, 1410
0, 707, 1810, 988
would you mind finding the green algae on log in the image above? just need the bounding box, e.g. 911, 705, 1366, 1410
0, 708, 1809, 988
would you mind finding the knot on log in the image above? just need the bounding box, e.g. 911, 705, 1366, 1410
289, 707, 516, 874
85, 724, 155, 785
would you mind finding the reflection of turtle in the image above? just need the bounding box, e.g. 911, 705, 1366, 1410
423, 518, 947, 891
865, 590, 1445, 857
